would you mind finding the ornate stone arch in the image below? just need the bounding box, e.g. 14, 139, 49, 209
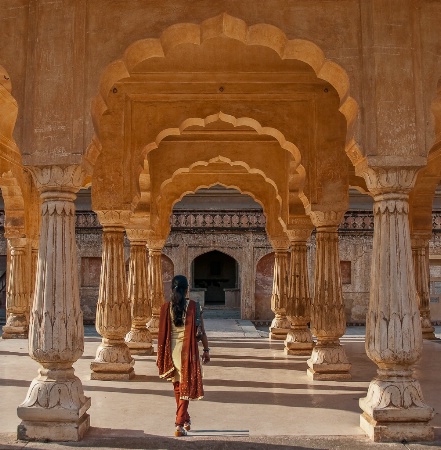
152, 166, 287, 242
89, 13, 361, 166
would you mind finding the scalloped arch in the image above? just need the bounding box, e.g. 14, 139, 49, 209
145, 112, 303, 166
154, 170, 286, 241
91, 13, 362, 167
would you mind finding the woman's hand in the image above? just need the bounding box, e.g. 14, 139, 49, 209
201, 349, 210, 364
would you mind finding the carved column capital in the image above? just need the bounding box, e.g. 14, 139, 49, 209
411, 232, 432, 249
125, 228, 149, 244
308, 210, 345, 230
28, 164, 86, 195
286, 227, 313, 243
355, 161, 419, 198
96, 210, 132, 229
269, 236, 290, 251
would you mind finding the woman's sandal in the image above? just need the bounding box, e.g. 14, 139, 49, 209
184, 420, 191, 431
174, 425, 187, 437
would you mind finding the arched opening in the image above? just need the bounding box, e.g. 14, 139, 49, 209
192, 250, 238, 306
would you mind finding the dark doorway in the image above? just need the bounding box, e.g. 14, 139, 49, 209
193, 251, 237, 305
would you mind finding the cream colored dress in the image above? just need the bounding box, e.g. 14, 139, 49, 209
170, 300, 189, 383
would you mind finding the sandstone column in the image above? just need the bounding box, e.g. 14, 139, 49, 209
269, 238, 291, 340
284, 225, 314, 355
124, 228, 153, 355
90, 211, 135, 380
146, 240, 166, 339
2, 235, 30, 339
357, 166, 434, 442
17, 165, 90, 441
411, 233, 436, 340
307, 211, 351, 380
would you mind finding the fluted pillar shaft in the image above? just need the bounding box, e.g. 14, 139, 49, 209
269, 245, 291, 340
147, 246, 165, 339
124, 229, 153, 355
284, 229, 314, 355
307, 211, 351, 380
411, 234, 436, 340
358, 166, 433, 442
2, 237, 30, 339
90, 211, 134, 380
17, 165, 90, 442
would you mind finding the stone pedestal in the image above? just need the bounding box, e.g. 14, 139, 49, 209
17, 165, 90, 441
2, 237, 30, 339
91, 211, 134, 380
284, 225, 314, 355
357, 165, 434, 442
147, 245, 166, 339
269, 246, 290, 340
411, 234, 436, 340
307, 211, 351, 380
124, 229, 153, 355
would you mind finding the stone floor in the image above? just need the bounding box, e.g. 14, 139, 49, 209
0, 321, 440, 450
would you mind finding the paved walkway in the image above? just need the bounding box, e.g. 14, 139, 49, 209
0, 321, 440, 449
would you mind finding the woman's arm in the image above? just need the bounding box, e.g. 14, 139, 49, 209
200, 315, 210, 364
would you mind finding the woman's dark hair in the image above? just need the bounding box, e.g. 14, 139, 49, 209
171, 275, 189, 326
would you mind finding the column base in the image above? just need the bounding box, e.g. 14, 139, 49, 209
17, 370, 91, 441
90, 339, 135, 380
269, 317, 291, 340
360, 412, 434, 442
1, 326, 28, 339
17, 411, 90, 442
2, 314, 28, 339
359, 374, 434, 442
306, 343, 351, 380
147, 316, 159, 339
421, 317, 436, 340
284, 328, 314, 355
125, 328, 154, 355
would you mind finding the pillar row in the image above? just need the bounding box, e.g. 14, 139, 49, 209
17, 165, 90, 442
125, 228, 153, 355
307, 211, 351, 381
90, 210, 134, 380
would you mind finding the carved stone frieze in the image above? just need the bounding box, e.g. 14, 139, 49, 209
171, 209, 266, 230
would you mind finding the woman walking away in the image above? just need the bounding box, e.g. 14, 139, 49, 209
156, 275, 210, 437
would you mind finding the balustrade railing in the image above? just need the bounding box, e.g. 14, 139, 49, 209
1, 210, 441, 232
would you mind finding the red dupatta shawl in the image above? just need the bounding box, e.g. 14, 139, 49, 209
156, 299, 204, 400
